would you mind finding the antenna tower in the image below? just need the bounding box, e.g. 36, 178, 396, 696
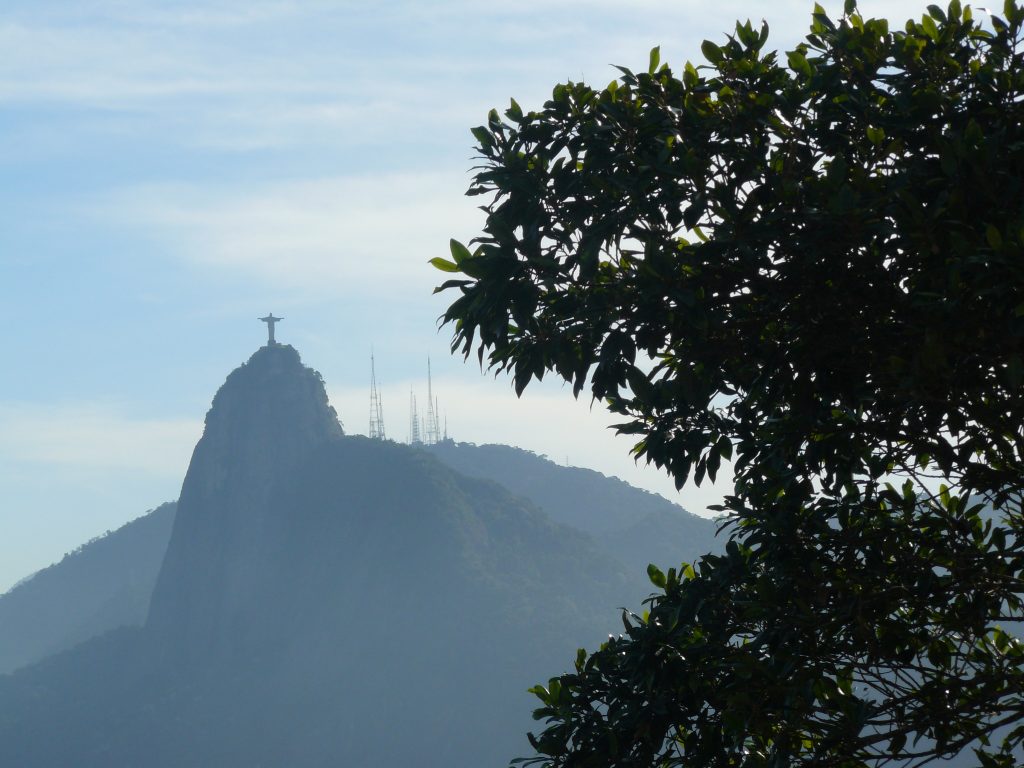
409, 391, 422, 444
424, 358, 441, 445
369, 352, 386, 440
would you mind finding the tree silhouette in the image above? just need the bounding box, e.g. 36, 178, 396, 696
436, 2, 1024, 765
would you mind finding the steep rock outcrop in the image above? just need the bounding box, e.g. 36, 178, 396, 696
147, 343, 342, 655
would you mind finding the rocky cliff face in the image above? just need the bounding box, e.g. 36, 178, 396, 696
146, 343, 343, 656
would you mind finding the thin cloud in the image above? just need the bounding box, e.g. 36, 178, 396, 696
0, 0, 930, 158
0, 402, 200, 474
94, 172, 483, 297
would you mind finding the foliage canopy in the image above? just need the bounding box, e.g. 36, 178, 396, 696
436, 1, 1024, 766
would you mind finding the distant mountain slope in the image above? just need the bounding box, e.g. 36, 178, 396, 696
0, 502, 176, 675
427, 441, 685, 532
0, 443, 721, 675
427, 441, 721, 578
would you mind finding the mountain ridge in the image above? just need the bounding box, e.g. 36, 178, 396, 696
2, 442, 720, 675
426, 440, 720, 578
0, 345, 657, 766
147, 343, 343, 655
0, 502, 176, 675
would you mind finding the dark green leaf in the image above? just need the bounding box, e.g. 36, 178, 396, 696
701, 40, 724, 64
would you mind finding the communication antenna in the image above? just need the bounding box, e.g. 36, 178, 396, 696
369, 351, 386, 440
409, 390, 422, 444
424, 358, 441, 445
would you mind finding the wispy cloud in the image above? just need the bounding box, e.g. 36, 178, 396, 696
0, 402, 200, 474
95, 171, 482, 296
0, 399, 199, 593
0, 0, 931, 156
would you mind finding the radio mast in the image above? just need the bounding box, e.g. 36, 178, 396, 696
409, 391, 422, 444
424, 358, 441, 445
369, 352, 386, 440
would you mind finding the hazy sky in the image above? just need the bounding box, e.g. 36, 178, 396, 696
1, 0, 929, 591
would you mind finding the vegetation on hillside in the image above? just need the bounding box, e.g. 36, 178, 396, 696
0, 503, 176, 675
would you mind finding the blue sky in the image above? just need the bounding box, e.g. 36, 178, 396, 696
1, 0, 928, 591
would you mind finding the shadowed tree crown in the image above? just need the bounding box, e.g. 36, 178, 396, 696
435, 1, 1024, 765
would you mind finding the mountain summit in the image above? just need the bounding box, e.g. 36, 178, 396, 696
0, 344, 641, 766
147, 344, 342, 655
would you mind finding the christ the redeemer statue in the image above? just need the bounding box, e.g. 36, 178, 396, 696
259, 313, 283, 345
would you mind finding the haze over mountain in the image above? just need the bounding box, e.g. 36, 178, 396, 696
0, 502, 175, 675
426, 441, 720, 579
0, 343, 709, 766
1, 421, 718, 678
